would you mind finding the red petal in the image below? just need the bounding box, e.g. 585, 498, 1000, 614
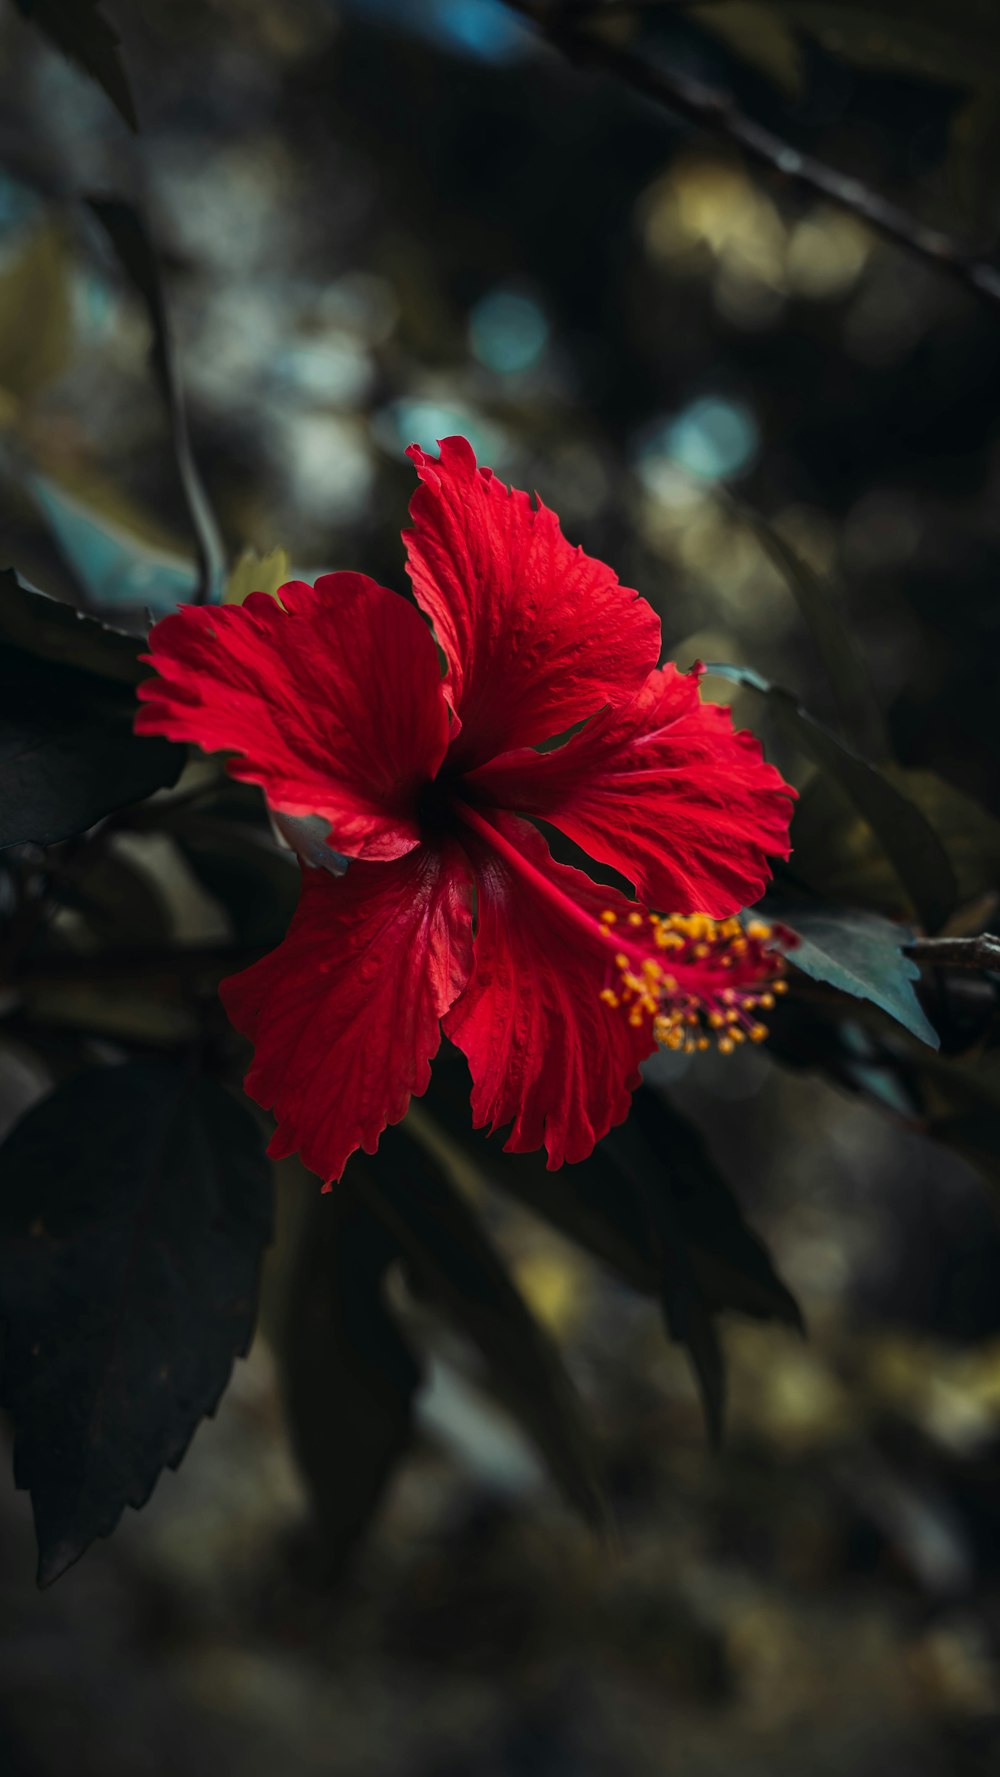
136, 575, 449, 862
468, 664, 796, 917
445, 809, 654, 1169
404, 437, 661, 768
221, 842, 473, 1185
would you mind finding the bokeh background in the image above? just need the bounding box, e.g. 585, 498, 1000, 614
3, 1, 1000, 1772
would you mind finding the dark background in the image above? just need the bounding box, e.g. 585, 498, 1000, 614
3, 1, 1000, 1772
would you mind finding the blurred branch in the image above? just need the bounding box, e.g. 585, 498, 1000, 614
503, 0, 1000, 313
907, 935, 1000, 971
562, 1, 729, 11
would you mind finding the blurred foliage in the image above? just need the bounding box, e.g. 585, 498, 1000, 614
2, 0, 1000, 1772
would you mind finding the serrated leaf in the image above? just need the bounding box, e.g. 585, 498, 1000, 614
0, 1063, 273, 1584
421, 1055, 802, 1444
781, 905, 940, 1047
617, 1087, 804, 1443
631, 1086, 804, 1332
0, 567, 147, 683
704, 662, 957, 933
352, 1125, 608, 1532
0, 646, 183, 848
12, 0, 137, 131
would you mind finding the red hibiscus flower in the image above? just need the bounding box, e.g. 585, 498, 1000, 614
136, 437, 795, 1184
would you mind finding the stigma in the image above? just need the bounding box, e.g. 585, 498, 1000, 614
597, 910, 789, 1054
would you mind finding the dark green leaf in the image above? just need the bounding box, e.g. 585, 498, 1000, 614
704, 662, 957, 933
353, 1124, 608, 1532
88, 199, 224, 605
0, 1062, 273, 1584
789, 765, 1000, 917
903, 770, 1000, 904
630, 1086, 804, 1333
0, 647, 182, 848
13, 0, 138, 132
605, 1117, 728, 1444
0, 567, 147, 684
782, 905, 940, 1048
422, 1054, 802, 1443
279, 1173, 420, 1573
621, 1087, 803, 1443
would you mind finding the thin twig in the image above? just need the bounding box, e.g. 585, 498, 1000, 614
503, 0, 1000, 313
907, 935, 1000, 971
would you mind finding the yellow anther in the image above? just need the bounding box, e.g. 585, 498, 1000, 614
599, 902, 785, 1061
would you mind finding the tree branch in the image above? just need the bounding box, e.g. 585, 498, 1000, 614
907, 935, 1000, 972
503, 0, 1000, 313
